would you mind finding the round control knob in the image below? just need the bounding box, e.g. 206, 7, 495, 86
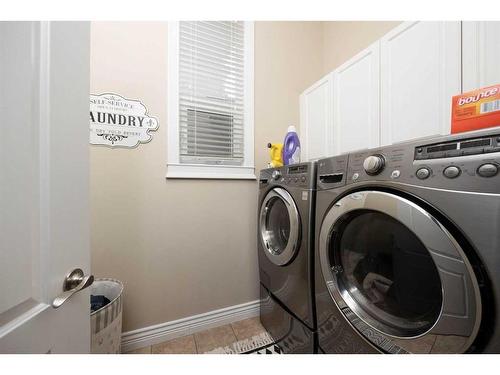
416, 167, 431, 180
443, 166, 461, 179
271, 170, 282, 180
363, 155, 385, 175
477, 163, 498, 178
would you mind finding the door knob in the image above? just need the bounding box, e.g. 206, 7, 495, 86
52, 268, 94, 308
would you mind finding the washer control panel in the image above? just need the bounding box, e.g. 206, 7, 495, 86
363, 154, 386, 175
477, 163, 499, 177
414, 134, 500, 160
416, 167, 431, 180
443, 165, 461, 179
342, 128, 500, 194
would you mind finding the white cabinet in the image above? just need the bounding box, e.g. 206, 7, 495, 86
333, 41, 380, 154
299, 73, 333, 161
462, 21, 500, 92
300, 21, 467, 159
380, 21, 462, 145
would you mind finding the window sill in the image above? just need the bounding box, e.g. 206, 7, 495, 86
166, 163, 256, 180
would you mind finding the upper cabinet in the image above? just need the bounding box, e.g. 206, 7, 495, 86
380, 21, 462, 146
462, 21, 500, 92
300, 21, 500, 162
333, 41, 380, 155
299, 72, 333, 161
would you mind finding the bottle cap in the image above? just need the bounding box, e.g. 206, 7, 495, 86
287, 125, 297, 133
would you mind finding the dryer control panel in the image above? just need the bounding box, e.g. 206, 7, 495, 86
259, 162, 317, 189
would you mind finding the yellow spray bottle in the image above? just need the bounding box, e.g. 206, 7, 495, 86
267, 143, 284, 168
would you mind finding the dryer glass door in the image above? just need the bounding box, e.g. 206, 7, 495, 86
319, 190, 482, 353
260, 187, 300, 266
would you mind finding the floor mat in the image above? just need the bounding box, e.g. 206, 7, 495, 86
203, 331, 282, 354
246, 342, 283, 354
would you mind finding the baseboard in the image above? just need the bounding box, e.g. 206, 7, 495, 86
121, 300, 260, 353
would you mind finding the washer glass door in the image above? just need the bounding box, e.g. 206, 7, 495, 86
319, 190, 482, 353
260, 187, 300, 266
338, 211, 442, 336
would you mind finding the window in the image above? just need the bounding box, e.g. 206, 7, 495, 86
167, 21, 255, 179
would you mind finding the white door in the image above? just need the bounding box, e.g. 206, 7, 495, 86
462, 21, 500, 92
0, 22, 91, 353
333, 41, 380, 155
299, 72, 333, 161
380, 21, 461, 145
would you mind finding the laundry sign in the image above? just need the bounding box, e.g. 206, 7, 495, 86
90, 93, 159, 148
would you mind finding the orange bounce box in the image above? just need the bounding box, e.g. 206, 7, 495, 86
452, 84, 500, 134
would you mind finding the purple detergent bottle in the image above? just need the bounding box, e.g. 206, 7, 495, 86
283, 125, 301, 165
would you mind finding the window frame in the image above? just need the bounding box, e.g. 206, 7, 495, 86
167, 21, 255, 179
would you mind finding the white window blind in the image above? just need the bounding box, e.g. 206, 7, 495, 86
179, 21, 246, 165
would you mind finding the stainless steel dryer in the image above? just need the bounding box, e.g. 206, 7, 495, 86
315, 128, 500, 354
258, 162, 317, 353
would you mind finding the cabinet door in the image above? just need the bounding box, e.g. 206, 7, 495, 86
462, 21, 500, 92
380, 21, 461, 145
299, 73, 333, 161
333, 41, 380, 155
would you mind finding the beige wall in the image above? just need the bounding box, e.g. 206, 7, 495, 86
90, 21, 324, 332
322, 21, 402, 74
90, 21, 404, 333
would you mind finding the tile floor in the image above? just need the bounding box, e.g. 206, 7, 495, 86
124, 317, 267, 354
